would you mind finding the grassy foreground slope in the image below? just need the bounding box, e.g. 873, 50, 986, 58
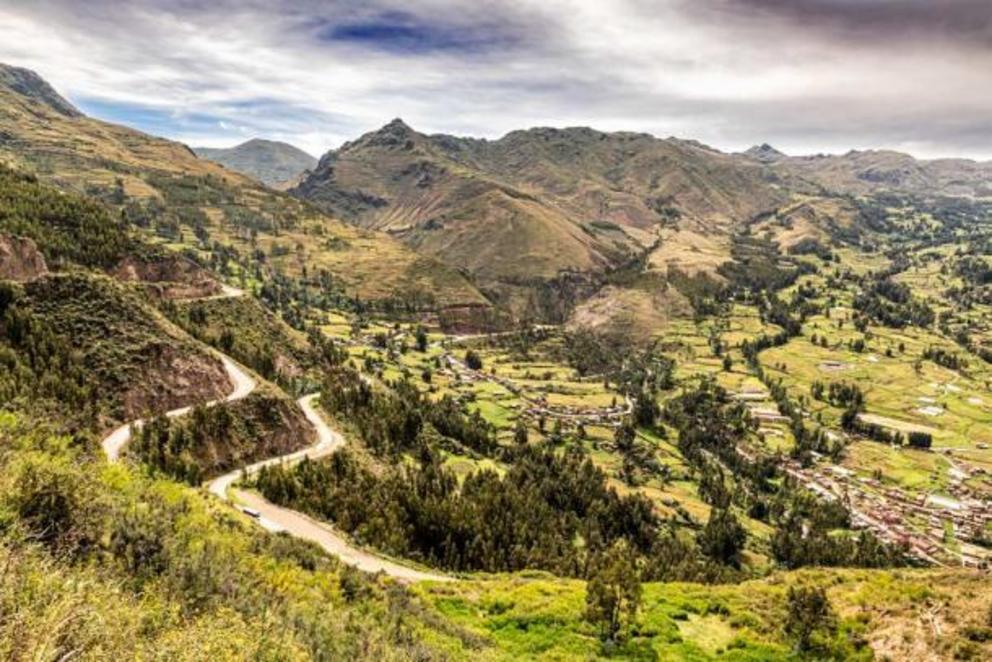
0, 412, 482, 660
4, 401, 988, 661
420, 567, 992, 660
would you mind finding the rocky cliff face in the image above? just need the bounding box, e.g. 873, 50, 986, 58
0, 234, 48, 281
112, 253, 222, 300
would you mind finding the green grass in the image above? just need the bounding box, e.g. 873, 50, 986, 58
413, 567, 992, 660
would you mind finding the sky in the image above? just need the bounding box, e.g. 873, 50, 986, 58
1, 0, 991, 160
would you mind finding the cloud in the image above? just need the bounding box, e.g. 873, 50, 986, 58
0, 0, 990, 159
315, 10, 525, 55
706, 0, 992, 46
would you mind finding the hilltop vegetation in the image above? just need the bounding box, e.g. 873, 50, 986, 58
164, 292, 324, 392
0, 165, 132, 268
132, 384, 312, 483
0, 272, 230, 429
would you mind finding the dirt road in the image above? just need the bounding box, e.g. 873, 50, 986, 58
99, 309, 448, 581
208, 393, 450, 582
102, 355, 256, 461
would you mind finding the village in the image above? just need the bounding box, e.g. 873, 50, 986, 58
351, 322, 992, 572
741, 400, 991, 571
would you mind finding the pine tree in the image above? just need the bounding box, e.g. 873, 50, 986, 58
784, 584, 837, 653
584, 540, 642, 643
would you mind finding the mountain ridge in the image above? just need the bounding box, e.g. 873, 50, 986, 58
0, 63, 488, 312
0, 64, 80, 118
291, 118, 788, 319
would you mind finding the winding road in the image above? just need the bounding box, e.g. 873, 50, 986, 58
209, 394, 449, 582
100, 287, 449, 583
102, 355, 256, 461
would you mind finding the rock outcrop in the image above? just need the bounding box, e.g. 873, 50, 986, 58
0, 234, 48, 281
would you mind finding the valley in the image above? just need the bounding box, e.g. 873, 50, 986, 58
0, 62, 991, 660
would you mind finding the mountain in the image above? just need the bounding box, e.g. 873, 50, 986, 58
195, 138, 317, 187
0, 63, 487, 312
0, 64, 80, 118
743, 143, 787, 163
292, 119, 787, 318
749, 148, 992, 198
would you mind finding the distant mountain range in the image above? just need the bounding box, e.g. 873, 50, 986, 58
288, 117, 992, 324
2, 60, 991, 330
195, 139, 316, 187
759, 147, 992, 198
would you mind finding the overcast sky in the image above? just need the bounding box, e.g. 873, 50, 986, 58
1, 0, 991, 159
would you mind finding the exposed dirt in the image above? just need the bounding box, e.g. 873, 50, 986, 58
113, 253, 222, 300
120, 343, 231, 420
568, 283, 691, 343
104, 355, 255, 461
0, 233, 47, 281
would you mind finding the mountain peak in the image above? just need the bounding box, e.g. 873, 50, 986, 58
343, 118, 420, 152
0, 63, 81, 118
383, 117, 413, 131
744, 143, 786, 162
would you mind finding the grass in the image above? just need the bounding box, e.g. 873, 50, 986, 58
413, 567, 992, 660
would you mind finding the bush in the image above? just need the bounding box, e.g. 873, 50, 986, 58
785, 585, 837, 653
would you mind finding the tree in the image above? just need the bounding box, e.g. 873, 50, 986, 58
584, 540, 642, 643
698, 508, 746, 567
722, 355, 733, 372
614, 420, 636, 453
633, 390, 659, 428
784, 585, 837, 653
513, 419, 529, 445
464, 349, 483, 370
415, 326, 428, 352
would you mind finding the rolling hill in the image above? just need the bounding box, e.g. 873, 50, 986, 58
195, 138, 317, 187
